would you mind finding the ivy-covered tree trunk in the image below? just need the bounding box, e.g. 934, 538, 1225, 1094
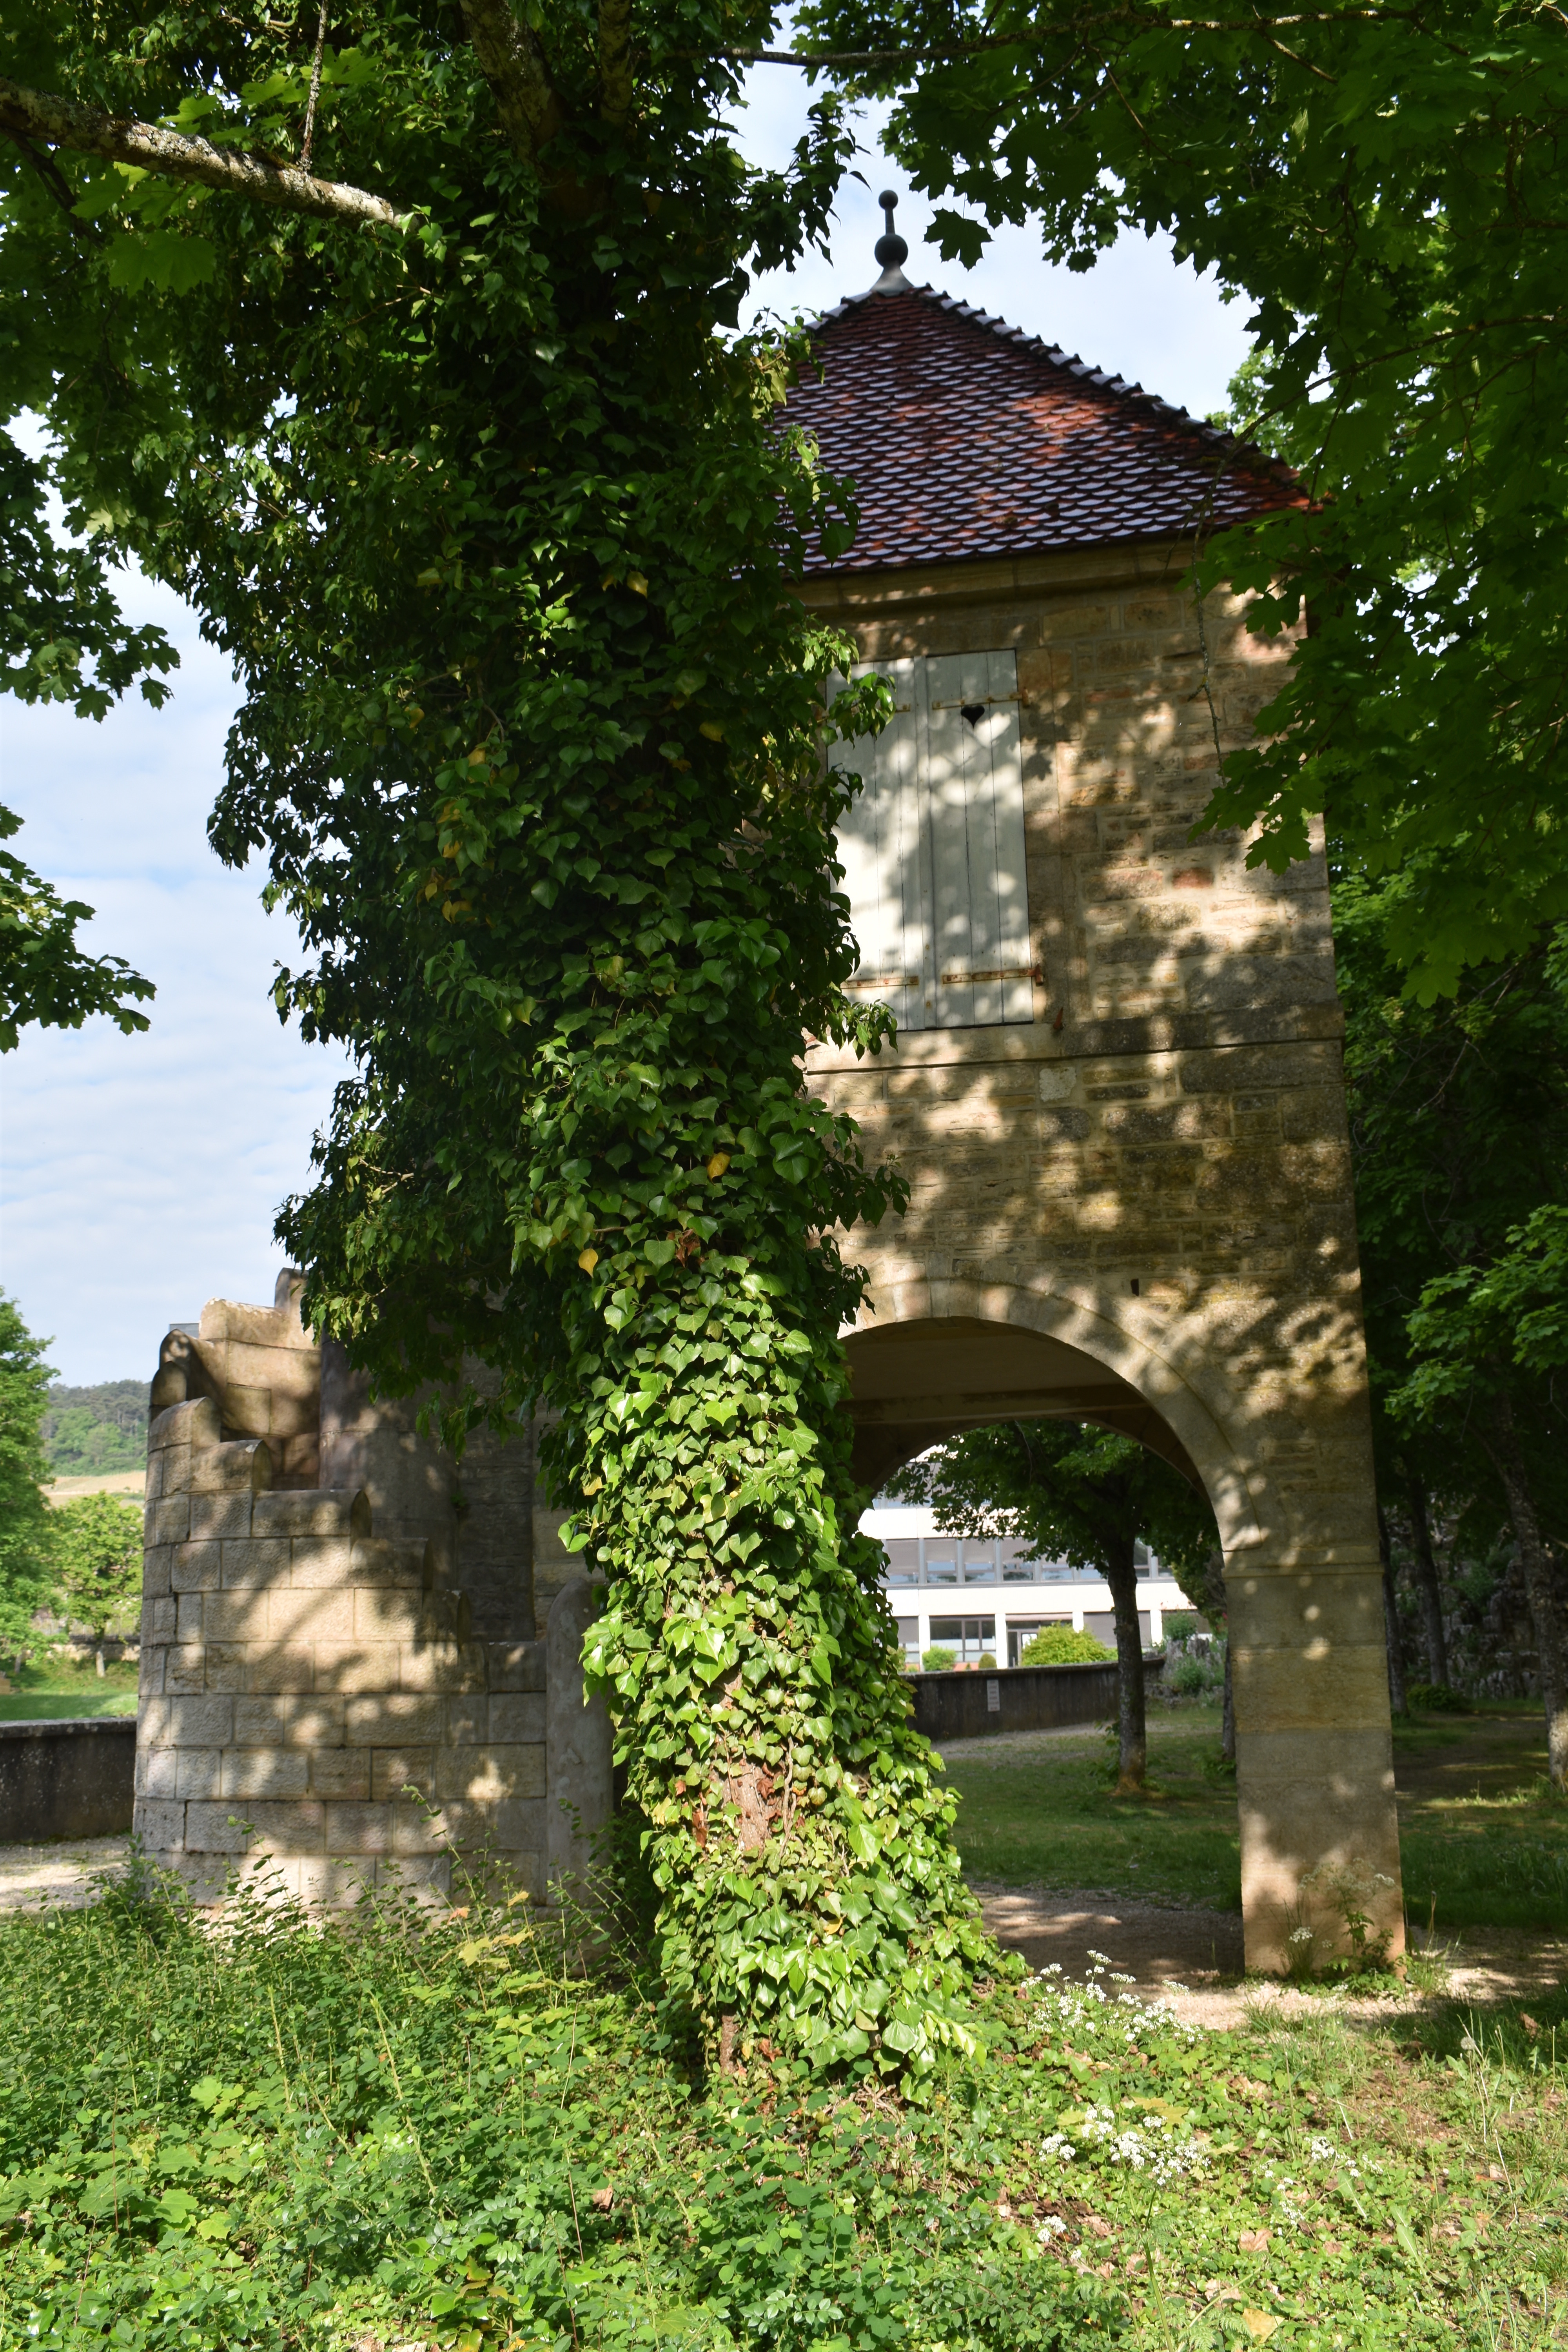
1405, 1476, 1450, 1690
1102, 1533, 1147, 1794
0, 5, 986, 2076
1483, 1390, 1568, 1790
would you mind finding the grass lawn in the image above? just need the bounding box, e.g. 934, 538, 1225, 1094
1, 1868, 1566, 2349
942, 1699, 1568, 1934
0, 1660, 138, 1723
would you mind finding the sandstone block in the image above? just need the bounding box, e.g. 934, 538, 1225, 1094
226, 1798, 327, 1854
174, 1594, 206, 1644
252, 1488, 371, 1540
372, 1853, 452, 1898
233, 1694, 345, 1748
353, 1587, 424, 1638
149, 1398, 221, 1454
345, 1693, 445, 1746
144, 1597, 178, 1647
201, 1592, 269, 1643
287, 1537, 358, 1588
322, 1801, 396, 1856
397, 1641, 486, 1694
147, 1494, 191, 1548
309, 1750, 371, 1800
201, 1642, 251, 1693
165, 1645, 208, 1695
190, 1440, 273, 1497
267, 1588, 354, 1645
188, 1494, 254, 1543
156, 1693, 234, 1748
142, 1546, 174, 1600
171, 1542, 222, 1593
136, 1746, 178, 1798
296, 1856, 376, 1908
175, 1749, 223, 1799
221, 1749, 310, 1800
138, 1645, 168, 1697
348, 1536, 431, 1590
370, 1746, 436, 1802
243, 1646, 317, 1694
488, 1694, 546, 1747
436, 1742, 546, 1805
219, 1538, 291, 1589
314, 1643, 401, 1693
486, 1641, 547, 1693
136, 1799, 186, 1853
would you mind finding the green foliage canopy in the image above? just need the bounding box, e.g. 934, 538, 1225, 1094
797, 0, 1568, 998
0, 2, 982, 2072
51, 1492, 143, 1661
0, 1291, 58, 1668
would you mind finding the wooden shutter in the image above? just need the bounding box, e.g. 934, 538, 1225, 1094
831, 650, 1031, 1031
829, 659, 933, 1033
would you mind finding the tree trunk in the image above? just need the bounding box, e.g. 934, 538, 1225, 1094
1485, 1389, 1568, 1789
1191, 1546, 1235, 1763
94, 1646, 105, 1677
1103, 1535, 1147, 1792
1405, 1474, 1450, 1688
1378, 1505, 1408, 1717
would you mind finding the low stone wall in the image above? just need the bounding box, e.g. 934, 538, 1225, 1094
0, 1719, 136, 1842
909, 1660, 1129, 1742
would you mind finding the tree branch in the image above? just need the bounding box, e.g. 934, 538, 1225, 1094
0, 75, 408, 228
4, 129, 98, 238
459, 0, 564, 156
710, 10, 1422, 66
599, 0, 635, 126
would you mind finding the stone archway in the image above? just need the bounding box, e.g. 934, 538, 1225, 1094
829, 1274, 1402, 1978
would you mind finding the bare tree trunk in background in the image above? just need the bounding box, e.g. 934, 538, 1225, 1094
1378, 1505, 1408, 1717
1405, 1475, 1450, 1688
1485, 1388, 1568, 1790
1103, 1534, 1147, 1792
1192, 1546, 1235, 1764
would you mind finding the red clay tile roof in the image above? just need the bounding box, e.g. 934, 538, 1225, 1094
786, 284, 1305, 576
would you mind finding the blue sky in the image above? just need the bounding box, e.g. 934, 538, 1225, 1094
0, 71, 1250, 1384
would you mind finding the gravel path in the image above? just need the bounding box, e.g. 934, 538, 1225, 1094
0, 1835, 130, 1913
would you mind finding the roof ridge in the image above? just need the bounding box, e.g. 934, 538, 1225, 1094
808, 280, 1288, 482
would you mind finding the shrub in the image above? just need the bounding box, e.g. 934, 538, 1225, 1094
1406, 1681, 1471, 1713
1020, 1626, 1114, 1666
1161, 1611, 1203, 1643
922, 1644, 957, 1672
976, 1651, 998, 1670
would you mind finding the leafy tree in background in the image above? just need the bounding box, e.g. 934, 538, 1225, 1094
889, 1424, 1216, 1792
1336, 864, 1568, 1772
0, 1291, 58, 1671
796, 0, 1568, 999
52, 1493, 143, 1673
0, 3, 983, 2075
40, 1381, 149, 1475
0, 423, 165, 1049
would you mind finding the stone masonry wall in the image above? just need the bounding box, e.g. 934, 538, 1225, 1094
803, 539, 1404, 1973
136, 1395, 547, 1904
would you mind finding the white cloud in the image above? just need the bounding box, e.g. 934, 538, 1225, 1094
0, 83, 1250, 1384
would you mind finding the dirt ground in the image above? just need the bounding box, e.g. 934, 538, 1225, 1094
0, 1835, 129, 1914
973, 1884, 1568, 2029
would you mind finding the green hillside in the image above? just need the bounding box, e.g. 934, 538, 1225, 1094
40, 1381, 148, 1476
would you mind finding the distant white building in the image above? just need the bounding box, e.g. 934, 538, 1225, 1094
860, 1499, 1196, 1668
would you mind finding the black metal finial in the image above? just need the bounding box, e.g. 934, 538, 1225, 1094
874, 190, 908, 271
870, 189, 913, 294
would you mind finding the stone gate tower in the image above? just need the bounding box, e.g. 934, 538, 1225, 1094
789, 223, 1403, 1973
134, 224, 1403, 1971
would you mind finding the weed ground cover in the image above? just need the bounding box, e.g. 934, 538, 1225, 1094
943, 1704, 1568, 1935
0, 1661, 139, 1723
1, 1866, 1566, 2349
